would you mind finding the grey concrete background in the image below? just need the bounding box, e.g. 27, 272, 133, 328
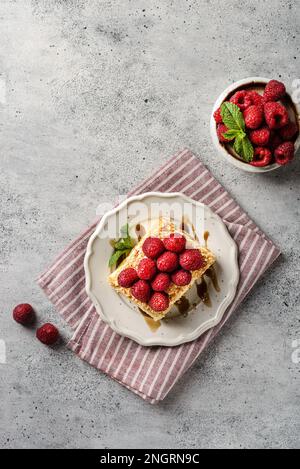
0, 0, 299, 449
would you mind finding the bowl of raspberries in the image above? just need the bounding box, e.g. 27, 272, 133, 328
210, 77, 300, 172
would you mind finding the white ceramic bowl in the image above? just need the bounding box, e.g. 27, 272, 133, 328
210, 77, 300, 173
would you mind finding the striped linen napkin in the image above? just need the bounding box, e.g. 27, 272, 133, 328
38, 149, 281, 403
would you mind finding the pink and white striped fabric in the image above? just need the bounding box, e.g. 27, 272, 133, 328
38, 149, 281, 403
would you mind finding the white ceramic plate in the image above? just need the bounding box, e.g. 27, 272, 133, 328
84, 192, 239, 346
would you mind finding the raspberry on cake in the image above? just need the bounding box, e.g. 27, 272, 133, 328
131, 280, 151, 302
142, 237, 165, 259
118, 268, 139, 288
171, 269, 192, 286
163, 233, 186, 253
108, 219, 216, 321
156, 251, 178, 272
137, 258, 156, 280
151, 273, 170, 292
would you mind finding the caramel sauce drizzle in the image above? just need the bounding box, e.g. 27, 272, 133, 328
175, 296, 190, 317
135, 223, 146, 242
196, 278, 212, 307
139, 308, 161, 332
204, 231, 209, 248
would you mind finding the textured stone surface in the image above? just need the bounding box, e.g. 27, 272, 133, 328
0, 0, 299, 449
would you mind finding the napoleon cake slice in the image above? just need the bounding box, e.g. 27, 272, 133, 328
108, 218, 216, 321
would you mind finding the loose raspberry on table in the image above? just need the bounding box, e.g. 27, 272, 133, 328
179, 249, 204, 271
171, 269, 192, 286
118, 268, 139, 288
274, 142, 295, 165
249, 126, 271, 146
137, 258, 157, 280
264, 101, 289, 129
142, 237, 165, 259
151, 273, 170, 292
36, 323, 59, 345
230, 90, 252, 111
213, 107, 223, 124
156, 251, 178, 273
263, 80, 286, 102
279, 122, 298, 141
217, 124, 232, 143
13, 303, 35, 325
244, 105, 264, 129
149, 292, 170, 312
162, 233, 186, 253
250, 147, 272, 167
131, 280, 151, 303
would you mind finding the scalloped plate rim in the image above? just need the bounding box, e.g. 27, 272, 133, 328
84, 191, 240, 346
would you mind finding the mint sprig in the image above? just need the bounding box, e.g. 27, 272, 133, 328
220, 102, 254, 162
109, 224, 135, 268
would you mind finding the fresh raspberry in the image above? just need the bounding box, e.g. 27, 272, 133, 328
263, 80, 286, 102
171, 269, 192, 286
118, 268, 139, 288
148, 292, 170, 312
179, 249, 204, 271
151, 273, 170, 292
244, 105, 264, 129
264, 102, 289, 129
250, 147, 272, 167
249, 126, 271, 146
274, 142, 295, 165
230, 90, 252, 111
269, 132, 283, 152
131, 280, 151, 303
137, 258, 157, 280
246, 90, 264, 107
157, 251, 178, 273
217, 124, 232, 143
13, 303, 35, 325
279, 122, 298, 141
36, 323, 59, 345
213, 107, 223, 124
162, 233, 186, 253
142, 237, 165, 259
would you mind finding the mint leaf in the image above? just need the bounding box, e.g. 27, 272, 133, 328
120, 224, 129, 238
109, 224, 135, 268
233, 134, 243, 155
114, 238, 134, 250
109, 250, 127, 267
233, 135, 254, 162
223, 129, 245, 141
221, 102, 245, 131
240, 136, 254, 162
